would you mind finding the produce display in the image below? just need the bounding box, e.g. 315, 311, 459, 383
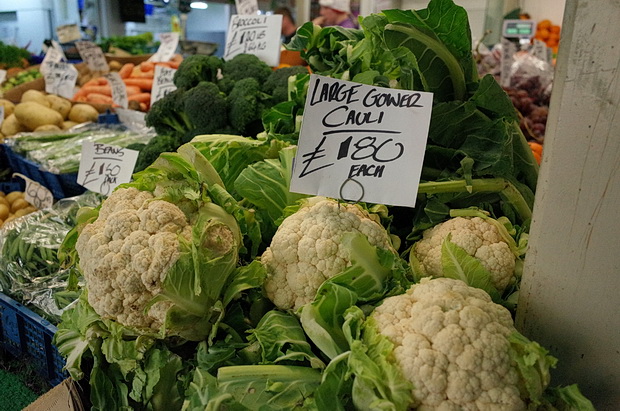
0, 41, 32, 69
1, 68, 42, 92
98, 32, 159, 56
0, 1, 596, 410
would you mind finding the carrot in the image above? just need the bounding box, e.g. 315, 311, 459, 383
139, 102, 148, 112
123, 78, 153, 91
80, 85, 113, 96
125, 85, 142, 96
128, 92, 151, 104
167, 60, 180, 69
131, 70, 154, 79
118, 63, 135, 79
86, 93, 114, 105
82, 78, 101, 87
140, 61, 154, 72
96, 77, 109, 85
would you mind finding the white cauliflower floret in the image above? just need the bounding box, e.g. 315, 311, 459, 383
262, 197, 395, 310
75, 187, 191, 331
412, 216, 516, 291
372, 277, 525, 410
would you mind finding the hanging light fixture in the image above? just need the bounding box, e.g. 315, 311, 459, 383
190, 1, 208, 9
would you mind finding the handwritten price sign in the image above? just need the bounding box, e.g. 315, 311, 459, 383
224, 14, 282, 67
105, 72, 128, 109
43, 61, 78, 99
13, 173, 54, 210
150, 65, 177, 106
77, 142, 138, 196
75, 41, 109, 73
150, 32, 179, 62
290, 75, 433, 208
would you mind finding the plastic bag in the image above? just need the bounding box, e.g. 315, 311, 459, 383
0, 192, 101, 321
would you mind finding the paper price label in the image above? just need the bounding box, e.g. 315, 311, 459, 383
40, 46, 65, 75
235, 0, 259, 15
105, 72, 128, 109
0, 106, 4, 129
75, 41, 109, 73
0, 69, 6, 85
500, 37, 517, 88
150, 32, 179, 62
43, 61, 78, 99
151, 65, 177, 106
531, 39, 552, 65
77, 142, 139, 196
56, 24, 81, 43
291, 75, 433, 208
224, 14, 282, 67
13, 173, 54, 210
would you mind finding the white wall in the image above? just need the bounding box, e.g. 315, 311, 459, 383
521, 0, 566, 26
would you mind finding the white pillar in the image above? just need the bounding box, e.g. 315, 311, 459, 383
515, 0, 620, 409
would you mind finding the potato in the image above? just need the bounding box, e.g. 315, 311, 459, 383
0, 99, 15, 118
68, 103, 99, 123
21, 89, 50, 107
0, 203, 8, 220
1, 113, 28, 136
14, 207, 36, 218
10, 197, 30, 213
62, 120, 79, 130
108, 60, 123, 71
5, 191, 24, 204
0, 197, 7, 208
3, 214, 16, 225
34, 124, 62, 132
14, 101, 64, 131
45, 94, 72, 119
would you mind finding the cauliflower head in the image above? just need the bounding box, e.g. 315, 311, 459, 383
371, 277, 526, 410
262, 197, 396, 310
412, 216, 516, 291
76, 187, 239, 338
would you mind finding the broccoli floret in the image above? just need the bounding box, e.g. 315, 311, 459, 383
145, 88, 192, 136
228, 77, 270, 137
262, 66, 309, 104
133, 134, 182, 172
184, 81, 229, 135
221, 54, 273, 84
173, 55, 223, 89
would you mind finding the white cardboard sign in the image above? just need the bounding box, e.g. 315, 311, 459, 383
13, 173, 54, 209
235, 0, 259, 16
150, 32, 179, 62
0, 69, 6, 85
56, 24, 82, 43
39, 45, 66, 75
43, 61, 78, 99
150, 65, 177, 106
224, 14, 282, 67
75, 41, 109, 73
290, 75, 433, 208
77, 142, 139, 196
105, 72, 128, 109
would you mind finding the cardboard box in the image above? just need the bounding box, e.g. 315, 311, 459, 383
24, 379, 86, 411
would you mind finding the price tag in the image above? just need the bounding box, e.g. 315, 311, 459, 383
105, 72, 128, 109
115, 108, 146, 128
56, 24, 81, 43
224, 14, 282, 67
531, 39, 552, 65
150, 65, 177, 106
150, 32, 179, 62
75, 41, 109, 73
0, 69, 6, 85
0, 106, 4, 129
500, 37, 517, 88
40, 46, 65, 75
290, 75, 433, 208
77, 142, 139, 196
43, 61, 78, 99
235, 0, 259, 16
13, 173, 54, 209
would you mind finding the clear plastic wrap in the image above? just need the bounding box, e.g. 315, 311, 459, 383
6, 123, 156, 174
0, 192, 101, 322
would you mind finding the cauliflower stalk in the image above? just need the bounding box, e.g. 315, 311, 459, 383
75, 145, 242, 341
261, 196, 403, 311
410, 209, 522, 298
327, 278, 558, 410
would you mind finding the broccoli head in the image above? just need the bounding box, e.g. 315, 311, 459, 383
184, 81, 229, 136
145, 88, 192, 136
228, 77, 270, 137
221, 54, 273, 85
262, 65, 309, 104
173, 54, 223, 89
133, 134, 182, 172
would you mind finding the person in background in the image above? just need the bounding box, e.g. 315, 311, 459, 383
312, 0, 358, 29
275, 7, 298, 45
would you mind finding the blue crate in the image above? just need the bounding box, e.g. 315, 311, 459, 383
0, 292, 67, 387
0, 179, 25, 194
1, 144, 86, 200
